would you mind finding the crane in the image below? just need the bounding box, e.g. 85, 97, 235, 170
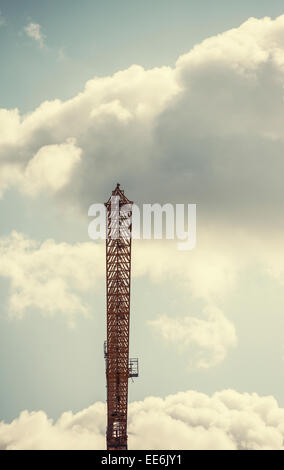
104, 183, 138, 450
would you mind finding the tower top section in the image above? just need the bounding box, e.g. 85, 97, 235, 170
105, 183, 133, 206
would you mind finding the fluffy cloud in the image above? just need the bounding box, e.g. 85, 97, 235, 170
149, 306, 237, 368
132, 235, 243, 302
24, 23, 45, 48
22, 138, 82, 196
0, 63, 178, 207
1, 389, 284, 450
0, 232, 104, 324
0, 14, 282, 228
0, 14, 284, 242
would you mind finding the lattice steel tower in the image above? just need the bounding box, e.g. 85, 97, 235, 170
104, 184, 138, 450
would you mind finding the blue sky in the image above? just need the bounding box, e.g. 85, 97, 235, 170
1, 1, 284, 450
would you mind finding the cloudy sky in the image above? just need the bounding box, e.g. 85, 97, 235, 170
1, 0, 284, 450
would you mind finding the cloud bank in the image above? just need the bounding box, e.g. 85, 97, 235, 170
0, 14, 284, 232
1, 389, 284, 450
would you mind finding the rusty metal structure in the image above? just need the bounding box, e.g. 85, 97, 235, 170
104, 184, 138, 450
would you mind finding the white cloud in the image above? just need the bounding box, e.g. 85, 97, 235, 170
24, 23, 45, 48
0, 389, 284, 449
0, 63, 178, 195
0, 14, 283, 234
22, 138, 82, 196
0, 232, 104, 325
132, 236, 243, 303
149, 306, 237, 368
90, 99, 132, 122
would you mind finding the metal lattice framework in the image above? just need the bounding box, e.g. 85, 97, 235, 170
104, 184, 138, 450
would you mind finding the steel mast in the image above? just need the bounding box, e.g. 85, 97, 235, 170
104, 183, 138, 450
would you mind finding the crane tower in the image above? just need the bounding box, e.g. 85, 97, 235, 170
104, 183, 138, 450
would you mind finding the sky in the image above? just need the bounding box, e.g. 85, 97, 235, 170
1, 0, 284, 450
0, 0, 284, 111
